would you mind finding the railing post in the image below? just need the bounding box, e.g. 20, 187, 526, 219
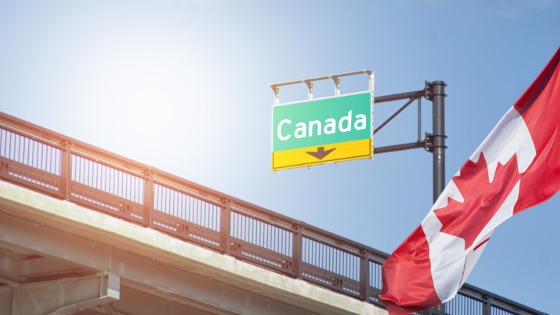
482, 294, 492, 315
220, 199, 232, 255
59, 140, 71, 200
359, 249, 370, 301
292, 222, 302, 278
143, 169, 154, 228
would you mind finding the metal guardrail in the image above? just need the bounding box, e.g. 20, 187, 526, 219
0, 112, 547, 315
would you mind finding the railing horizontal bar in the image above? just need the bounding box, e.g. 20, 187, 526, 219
303, 235, 361, 257
153, 179, 223, 208
461, 283, 548, 315
0, 122, 63, 149
154, 168, 301, 226
231, 208, 293, 232
0, 113, 149, 175
300, 221, 390, 261
71, 151, 145, 178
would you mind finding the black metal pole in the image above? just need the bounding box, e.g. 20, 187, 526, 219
430, 81, 447, 315
431, 81, 447, 203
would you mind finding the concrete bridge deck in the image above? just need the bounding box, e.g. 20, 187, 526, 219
0, 180, 384, 315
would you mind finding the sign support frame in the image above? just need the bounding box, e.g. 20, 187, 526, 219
270, 76, 447, 205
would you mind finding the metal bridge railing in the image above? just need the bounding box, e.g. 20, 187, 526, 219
0, 112, 547, 315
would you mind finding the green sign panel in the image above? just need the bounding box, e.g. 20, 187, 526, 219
272, 91, 373, 170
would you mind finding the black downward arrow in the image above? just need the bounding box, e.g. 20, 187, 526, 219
306, 147, 336, 160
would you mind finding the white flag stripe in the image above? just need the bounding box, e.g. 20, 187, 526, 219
470, 106, 536, 181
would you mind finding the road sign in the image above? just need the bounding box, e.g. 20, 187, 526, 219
272, 91, 373, 170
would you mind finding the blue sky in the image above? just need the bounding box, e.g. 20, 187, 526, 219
1, 0, 559, 313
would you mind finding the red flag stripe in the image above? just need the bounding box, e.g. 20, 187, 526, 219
515, 48, 560, 213
381, 226, 440, 315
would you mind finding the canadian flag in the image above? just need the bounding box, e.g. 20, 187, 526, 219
381, 46, 560, 315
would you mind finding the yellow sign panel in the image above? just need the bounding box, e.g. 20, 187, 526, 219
272, 138, 372, 171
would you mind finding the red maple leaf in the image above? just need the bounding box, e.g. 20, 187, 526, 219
434, 153, 521, 250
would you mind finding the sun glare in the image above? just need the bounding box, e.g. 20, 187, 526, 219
80, 27, 217, 168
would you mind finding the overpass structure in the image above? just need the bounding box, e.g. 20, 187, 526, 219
0, 112, 548, 315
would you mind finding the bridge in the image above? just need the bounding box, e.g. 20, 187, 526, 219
0, 112, 547, 315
